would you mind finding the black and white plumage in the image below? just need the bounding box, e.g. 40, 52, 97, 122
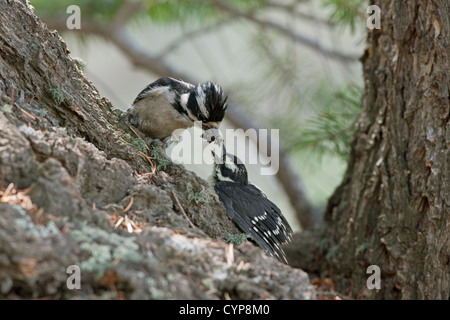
128, 77, 227, 143
211, 150, 293, 264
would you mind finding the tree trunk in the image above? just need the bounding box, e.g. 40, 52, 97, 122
320, 0, 449, 299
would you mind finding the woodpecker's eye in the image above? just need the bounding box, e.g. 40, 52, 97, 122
210, 136, 216, 142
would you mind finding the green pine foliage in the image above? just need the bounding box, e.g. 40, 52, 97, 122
289, 83, 363, 160
146, 0, 265, 25
34, 0, 122, 22
322, 0, 368, 33
33, 0, 266, 25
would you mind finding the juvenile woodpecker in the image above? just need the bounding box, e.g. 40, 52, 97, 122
211, 149, 293, 264
128, 77, 227, 144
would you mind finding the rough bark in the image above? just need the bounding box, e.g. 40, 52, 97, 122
0, 0, 315, 299
298, 0, 449, 299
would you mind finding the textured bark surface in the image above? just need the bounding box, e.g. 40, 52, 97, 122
0, 0, 315, 299
316, 0, 449, 299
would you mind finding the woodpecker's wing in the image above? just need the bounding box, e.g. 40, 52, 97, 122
133, 77, 194, 104
215, 181, 293, 264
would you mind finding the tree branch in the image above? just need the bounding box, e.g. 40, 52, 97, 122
156, 17, 236, 59
112, 0, 144, 27
43, 17, 192, 80
202, 0, 359, 62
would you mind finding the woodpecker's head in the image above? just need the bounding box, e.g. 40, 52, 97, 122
212, 147, 248, 185
185, 82, 228, 130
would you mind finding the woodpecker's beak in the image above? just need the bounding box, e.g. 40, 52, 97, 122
211, 144, 226, 164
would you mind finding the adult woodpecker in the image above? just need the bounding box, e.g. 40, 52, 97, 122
128, 77, 227, 145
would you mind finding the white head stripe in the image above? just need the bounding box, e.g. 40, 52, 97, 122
179, 93, 196, 121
